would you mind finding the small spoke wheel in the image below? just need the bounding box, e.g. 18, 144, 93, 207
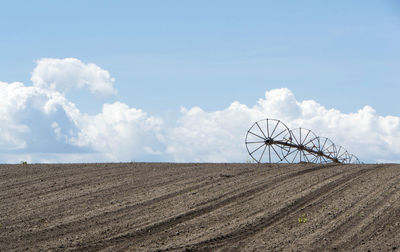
311, 137, 337, 163
245, 119, 291, 163
348, 154, 361, 164
282, 128, 318, 163
333, 145, 350, 163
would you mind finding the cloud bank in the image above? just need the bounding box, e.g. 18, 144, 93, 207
1, 58, 399, 163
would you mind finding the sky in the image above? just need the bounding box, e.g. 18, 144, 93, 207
0, 1, 399, 163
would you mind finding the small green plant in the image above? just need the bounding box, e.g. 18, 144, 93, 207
20, 161, 28, 165
298, 214, 308, 223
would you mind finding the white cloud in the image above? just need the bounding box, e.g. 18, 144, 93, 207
0, 80, 163, 162
164, 103, 256, 162
0, 81, 40, 150
31, 58, 116, 96
0, 58, 161, 162
164, 88, 400, 163
64, 101, 163, 161
1, 58, 399, 164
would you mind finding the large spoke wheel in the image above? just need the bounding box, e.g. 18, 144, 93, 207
245, 119, 291, 163
282, 128, 318, 163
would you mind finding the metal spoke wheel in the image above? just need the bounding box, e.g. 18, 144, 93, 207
333, 145, 350, 163
348, 154, 361, 164
310, 137, 337, 163
282, 128, 319, 163
245, 119, 291, 163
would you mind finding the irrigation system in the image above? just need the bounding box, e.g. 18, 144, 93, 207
245, 119, 360, 164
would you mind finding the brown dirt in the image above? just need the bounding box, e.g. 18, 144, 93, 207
1, 162, 399, 251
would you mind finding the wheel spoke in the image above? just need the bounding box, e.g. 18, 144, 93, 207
338, 150, 347, 158
310, 155, 318, 163
321, 138, 327, 150
256, 122, 267, 139
291, 132, 300, 145
248, 131, 266, 140
336, 146, 342, 157
268, 145, 271, 163
291, 150, 299, 163
250, 143, 266, 155
287, 148, 297, 156
273, 128, 287, 139
303, 138, 315, 148
246, 141, 266, 144
259, 145, 267, 163
300, 128, 302, 145
270, 120, 279, 139
271, 145, 283, 161
302, 130, 311, 145
303, 151, 310, 162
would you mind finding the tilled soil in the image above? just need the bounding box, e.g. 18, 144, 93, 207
0, 163, 399, 251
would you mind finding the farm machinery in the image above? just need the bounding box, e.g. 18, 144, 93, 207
245, 119, 360, 164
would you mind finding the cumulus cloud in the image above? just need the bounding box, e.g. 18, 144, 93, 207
31, 58, 116, 96
1, 58, 399, 163
0, 58, 161, 163
64, 102, 163, 161
164, 88, 400, 163
0, 81, 40, 150
164, 103, 256, 162
0, 80, 162, 162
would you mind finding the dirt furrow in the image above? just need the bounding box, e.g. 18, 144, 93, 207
177, 166, 377, 251
2, 164, 211, 224
1, 163, 399, 252
339, 189, 400, 250
72, 164, 339, 251
308, 170, 400, 251
0, 164, 95, 191
0, 165, 135, 203
1, 164, 258, 250
1, 163, 226, 221
117, 164, 349, 251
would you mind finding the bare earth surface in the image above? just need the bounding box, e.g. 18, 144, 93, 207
1, 163, 399, 251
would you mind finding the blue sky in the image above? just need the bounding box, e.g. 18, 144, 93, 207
0, 1, 400, 163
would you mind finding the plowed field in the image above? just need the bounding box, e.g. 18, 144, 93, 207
1, 163, 399, 251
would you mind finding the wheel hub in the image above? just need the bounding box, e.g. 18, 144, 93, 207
265, 138, 273, 145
